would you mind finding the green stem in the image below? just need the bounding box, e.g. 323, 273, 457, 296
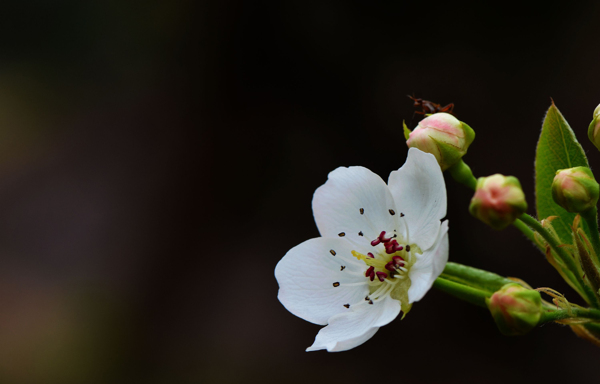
519, 213, 579, 276
433, 276, 489, 308
539, 307, 600, 324
512, 218, 541, 250
448, 159, 477, 190
441, 262, 513, 294
582, 208, 600, 264
519, 213, 599, 308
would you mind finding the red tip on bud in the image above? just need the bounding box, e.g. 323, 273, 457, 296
469, 174, 527, 230
406, 113, 475, 171
552, 167, 599, 213
486, 284, 542, 336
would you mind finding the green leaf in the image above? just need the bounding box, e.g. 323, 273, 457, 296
403, 120, 411, 140
535, 103, 591, 244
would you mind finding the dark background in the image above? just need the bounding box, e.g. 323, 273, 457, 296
0, 1, 599, 383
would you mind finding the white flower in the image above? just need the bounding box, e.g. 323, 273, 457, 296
275, 148, 449, 352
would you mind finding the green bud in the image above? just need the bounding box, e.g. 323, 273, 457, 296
406, 112, 475, 171
551, 167, 599, 213
588, 103, 600, 151
487, 284, 542, 336
469, 174, 528, 230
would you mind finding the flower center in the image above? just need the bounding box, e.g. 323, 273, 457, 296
350, 230, 419, 304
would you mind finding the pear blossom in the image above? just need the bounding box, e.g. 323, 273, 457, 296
275, 148, 449, 352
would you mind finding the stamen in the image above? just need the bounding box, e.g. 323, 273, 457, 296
406, 245, 411, 252
340, 266, 346, 271
333, 282, 340, 287
358, 231, 363, 236
376, 271, 388, 282
338, 232, 345, 237
343, 304, 350, 308
368, 300, 374, 305
365, 266, 375, 281
371, 231, 392, 246
389, 209, 396, 215
384, 261, 396, 272
367, 252, 375, 258
384, 239, 403, 254
330, 249, 336, 256
392, 255, 404, 264
400, 212, 404, 217
370, 285, 393, 301
360, 208, 364, 215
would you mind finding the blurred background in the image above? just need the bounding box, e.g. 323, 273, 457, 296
0, 0, 599, 383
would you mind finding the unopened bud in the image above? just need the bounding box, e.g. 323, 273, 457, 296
588, 103, 600, 151
469, 174, 528, 230
406, 113, 475, 171
552, 167, 599, 213
487, 284, 542, 336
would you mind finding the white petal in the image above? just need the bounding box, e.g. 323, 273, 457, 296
388, 148, 447, 250
407, 220, 449, 303
306, 295, 401, 352
275, 237, 369, 325
313, 166, 398, 246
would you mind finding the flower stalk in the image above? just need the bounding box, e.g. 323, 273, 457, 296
540, 306, 600, 323
435, 262, 600, 333
448, 159, 477, 190
433, 277, 489, 308
434, 262, 517, 308
581, 208, 600, 264
519, 213, 600, 308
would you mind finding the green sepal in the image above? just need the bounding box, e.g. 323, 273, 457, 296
487, 284, 543, 336
461, 121, 476, 148
535, 103, 592, 245
588, 119, 599, 151
403, 120, 411, 141
432, 138, 463, 171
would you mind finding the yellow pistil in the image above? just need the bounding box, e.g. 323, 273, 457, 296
351, 250, 387, 269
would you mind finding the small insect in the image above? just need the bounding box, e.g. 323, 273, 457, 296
408, 95, 455, 116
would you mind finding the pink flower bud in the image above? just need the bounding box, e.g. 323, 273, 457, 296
469, 174, 528, 230
406, 113, 475, 171
487, 284, 542, 336
589, 103, 600, 151
552, 167, 599, 213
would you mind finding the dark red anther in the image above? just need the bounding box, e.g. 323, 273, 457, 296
384, 239, 404, 254
376, 271, 388, 282
367, 252, 375, 258
365, 266, 375, 281
371, 231, 392, 246
392, 256, 405, 267
384, 262, 396, 272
